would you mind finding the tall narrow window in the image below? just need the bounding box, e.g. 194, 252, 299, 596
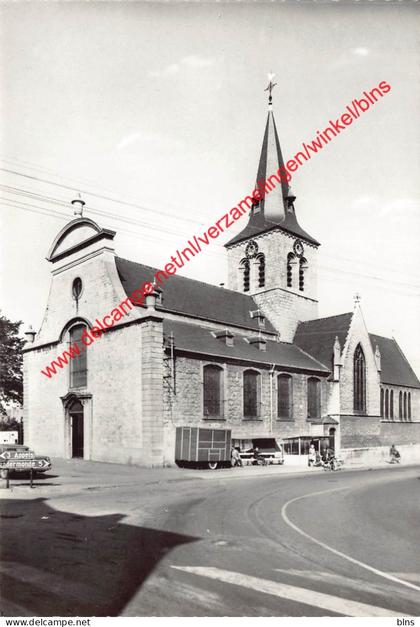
243, 370, 260, 419
380, 388, 384, 418
385, 389, 389, 419
408, 392, 411, 421
287, 252, 295, 288
240, 259, 250, 292
299, 257, 307, 292
353, 344, 366, 413
307, 377, 321, 420
390, 390, 394, 420
278, 374, 293, 420
398, 391, 402, 420
203, 365, 224, 418
257, 254, 265, 288
403, 392, 407, 420
69, 324, 87, 388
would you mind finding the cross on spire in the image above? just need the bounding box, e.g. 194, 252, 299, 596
264, 72, 277, 107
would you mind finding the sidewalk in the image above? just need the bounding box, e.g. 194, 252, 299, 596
1, 456, 407, 499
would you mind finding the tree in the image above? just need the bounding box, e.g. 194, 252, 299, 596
0, 314, 25, 416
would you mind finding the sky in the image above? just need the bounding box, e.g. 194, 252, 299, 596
0, 1, 419, 376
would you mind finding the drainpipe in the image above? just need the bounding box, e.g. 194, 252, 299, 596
269, 364, 275, 434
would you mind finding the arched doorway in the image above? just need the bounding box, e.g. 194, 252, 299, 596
69, 399, 84, 458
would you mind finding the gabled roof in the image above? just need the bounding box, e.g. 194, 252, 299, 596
294, 313, 353, 368
163, 320, 330, 375
116, 257, 277, 333
225, 109, 319, 248
225, 210, 320, 248
369, 334, 420, 389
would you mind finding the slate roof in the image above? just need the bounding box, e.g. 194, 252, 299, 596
294, 314, 420, 389
163, 320, 330, 374
225, 210, 321, 248
369, 334, 420, 389
225, 110, 320, 248
294, 313, 353, 369
116, 257, 277, 333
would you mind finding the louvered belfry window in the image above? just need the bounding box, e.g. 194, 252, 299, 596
203, 365, 223, 418
278, 374, 293, 420
243, 259, 250, 292
257, 254, 265, 288
353, 344, 366, 413
243, 370, 260, 419
69, 324, 87, 388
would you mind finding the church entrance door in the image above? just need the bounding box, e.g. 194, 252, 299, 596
69, 400, 84, 458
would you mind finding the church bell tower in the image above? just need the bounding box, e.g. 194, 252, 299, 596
225, 75, 320, 342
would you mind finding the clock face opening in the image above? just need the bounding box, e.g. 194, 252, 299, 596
293, 239, 304, 256
245, 241, 259, 258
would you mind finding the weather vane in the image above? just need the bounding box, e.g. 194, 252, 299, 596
265, 72, 277, 105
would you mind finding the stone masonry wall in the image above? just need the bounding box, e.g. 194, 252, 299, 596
227, 229, 319, 343
162, 353, 329, 463
24, 322, 145, 464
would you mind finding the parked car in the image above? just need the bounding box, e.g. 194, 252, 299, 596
236, 438, 284, 465
0, 444, 51, 478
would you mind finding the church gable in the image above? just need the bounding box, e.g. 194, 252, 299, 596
47, 217, 116, 263
340, 306, 381, 416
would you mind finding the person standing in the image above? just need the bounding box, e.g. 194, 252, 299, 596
231, 446, 243, 467
308, 443, 316, 467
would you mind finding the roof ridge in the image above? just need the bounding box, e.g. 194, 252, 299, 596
116, 256, 255, 298
297, 312, 352, 326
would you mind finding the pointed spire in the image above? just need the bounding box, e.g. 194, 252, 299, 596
225, 79, 319, 248
255, 107, 290, 221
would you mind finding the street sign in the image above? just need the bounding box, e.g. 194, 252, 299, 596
0, 450, 35, 461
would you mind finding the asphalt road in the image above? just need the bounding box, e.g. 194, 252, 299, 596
1, 462, 419, 617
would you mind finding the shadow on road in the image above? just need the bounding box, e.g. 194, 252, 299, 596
0, 498, 198, 616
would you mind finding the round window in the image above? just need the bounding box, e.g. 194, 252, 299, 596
72, 277, 83, 300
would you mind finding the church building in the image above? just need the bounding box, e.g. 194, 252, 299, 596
23, 94, 420, 467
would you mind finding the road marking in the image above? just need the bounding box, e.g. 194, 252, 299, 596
281, 487, 420, 593
172, 565, 407, 617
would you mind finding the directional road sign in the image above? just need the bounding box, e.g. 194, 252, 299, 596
0, 458, 49, 470
0, 450, 35, 461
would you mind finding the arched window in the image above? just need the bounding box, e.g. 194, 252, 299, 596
69, 323, 87, 388
256, 254, 265, 288
72, 277, 83, 301
403, 392, 407, 420
307, 377, 321, 419
399, 391, 402, 420
240, 259, 250, 292
243, 370, 261, 419
287, 253, 295, 288
353, 344, 366, 413
278, 374, 293, 420
380, 388, 384, 418
408, 392, 411, 421
203, 365, 224, 418
299, 257, 307, 292
390, 390, 394, 420
385, 389, 389, 419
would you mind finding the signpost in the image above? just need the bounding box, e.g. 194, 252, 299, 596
0, 450, 48, 488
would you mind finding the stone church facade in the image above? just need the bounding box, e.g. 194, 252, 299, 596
23, 101, 420, 467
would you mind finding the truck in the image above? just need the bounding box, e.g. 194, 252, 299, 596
232, 437, 284, 465
175, 426, 232, 470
